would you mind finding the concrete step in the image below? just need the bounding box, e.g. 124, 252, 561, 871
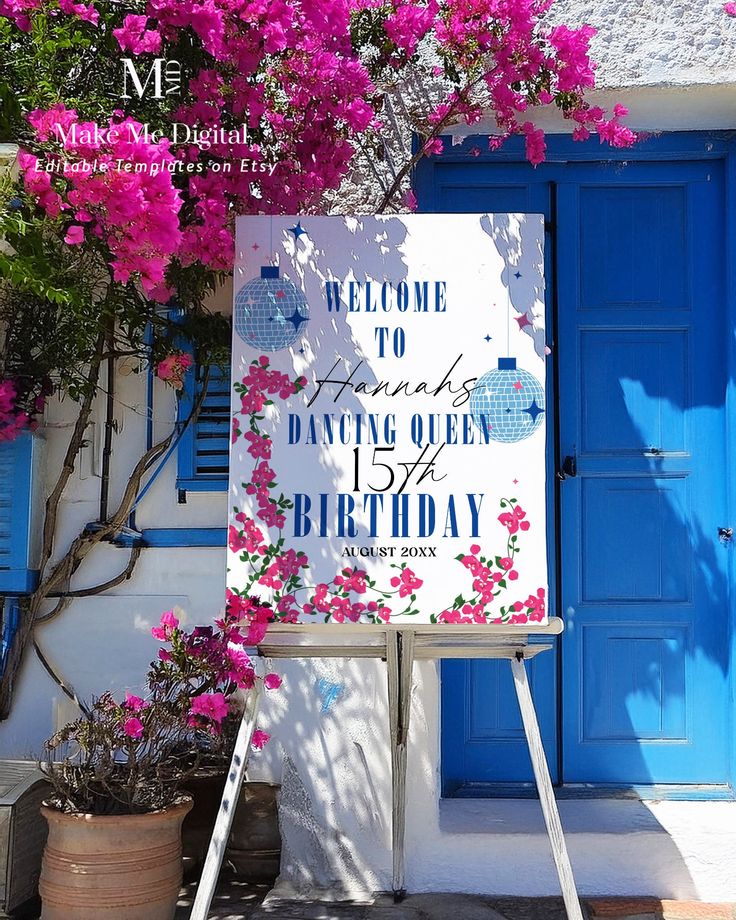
587, 900, 736, 920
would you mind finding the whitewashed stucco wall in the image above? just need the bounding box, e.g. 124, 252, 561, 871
551, 0, 736, 88
3, 0, 736, 899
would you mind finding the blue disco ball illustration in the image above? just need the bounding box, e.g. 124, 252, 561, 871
234, 266, 309, 351
470, 357, 545, 443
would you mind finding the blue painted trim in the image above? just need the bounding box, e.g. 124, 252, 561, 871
0, 596, 20, 677
0, 434, 38, 594
114, 527, 226, 548
176, 356, 199, 488
724, 138, 736, 789
420, 131, 735, 165
175, 477, 228, 493
450, 783, 735, 802
0, 569, 38, 593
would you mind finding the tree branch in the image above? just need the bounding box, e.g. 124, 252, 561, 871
33, 324, 107, 607
0, 353, 211, 719
377, 77, 486, 213
39, 544, 142, 607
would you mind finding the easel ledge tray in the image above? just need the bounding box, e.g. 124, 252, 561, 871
258, 616, 563, 660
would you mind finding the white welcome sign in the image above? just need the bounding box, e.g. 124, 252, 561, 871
228, 214, 548, 626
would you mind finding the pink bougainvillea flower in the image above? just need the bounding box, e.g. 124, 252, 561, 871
402, 189, 418, 211
123, 716, 144, 739
64, 225, 85, 245
725, 2, 736, 14
522, 123, 546, 167
264, 673, 282, 690
252, 729, 270, 750
151, 609, 179, 640
189, 691, 230, 724
124, 692, 145, 712
156, 352, 193, 390
113, 14, 162, 53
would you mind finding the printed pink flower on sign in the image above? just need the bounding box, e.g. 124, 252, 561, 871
498, 504, 530, 535
390, 567, 423, 598
244, 431, 272, 460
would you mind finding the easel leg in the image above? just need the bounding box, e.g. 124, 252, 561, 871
189, 681, 263, 920
510, 654, 583, 920
386, 629, 415, 902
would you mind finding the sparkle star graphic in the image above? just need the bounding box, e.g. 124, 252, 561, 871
286, 308, 308, 332
251, 243, 259, 251
515, 314, 532, 330
513, 478, 519, 485
288, 221, 306, 240
514, 271, 522, 279
505, 407, 512, 414
513, 380, 523, 391
484, 334, 493, 342
522, 399, 544, 423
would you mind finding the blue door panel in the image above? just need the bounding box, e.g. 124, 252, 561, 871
424, 138, 731, 791
577, 185, 689, 310
581, 476, 691, 603
557, 162, 729, 784
442, 641, 557, 793
578, 329, 688, 455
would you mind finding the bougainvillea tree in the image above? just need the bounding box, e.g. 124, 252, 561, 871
0, 0, 634, 713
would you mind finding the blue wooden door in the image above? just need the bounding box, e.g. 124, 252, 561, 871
557, 161, 729, 783
421, 137, 732, 791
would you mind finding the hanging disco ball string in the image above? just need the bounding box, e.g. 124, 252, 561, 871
469, 263, 545, 444
233, 219, 310, 352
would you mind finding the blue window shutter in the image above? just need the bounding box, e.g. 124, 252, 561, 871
0, 434, 39, 593
176, 361, 230, 493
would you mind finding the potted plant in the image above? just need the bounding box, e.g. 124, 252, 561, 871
40, 604, 280, 920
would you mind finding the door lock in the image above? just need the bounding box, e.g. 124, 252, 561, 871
557, 455, 577, 480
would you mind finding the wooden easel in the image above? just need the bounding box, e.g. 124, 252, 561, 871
189, 618, 582, 920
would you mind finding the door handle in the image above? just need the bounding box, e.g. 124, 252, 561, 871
557, 454, 577, 480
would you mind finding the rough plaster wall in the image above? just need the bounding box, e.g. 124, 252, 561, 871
550, 0, 736, 88
256, 660, 736, 901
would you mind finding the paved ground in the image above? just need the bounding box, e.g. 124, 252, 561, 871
20, 873, 733, 920
174, 876, 571, 920
173, 874, 736, 920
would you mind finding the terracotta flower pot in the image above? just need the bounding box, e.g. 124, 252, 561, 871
39, 798, 192, 920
